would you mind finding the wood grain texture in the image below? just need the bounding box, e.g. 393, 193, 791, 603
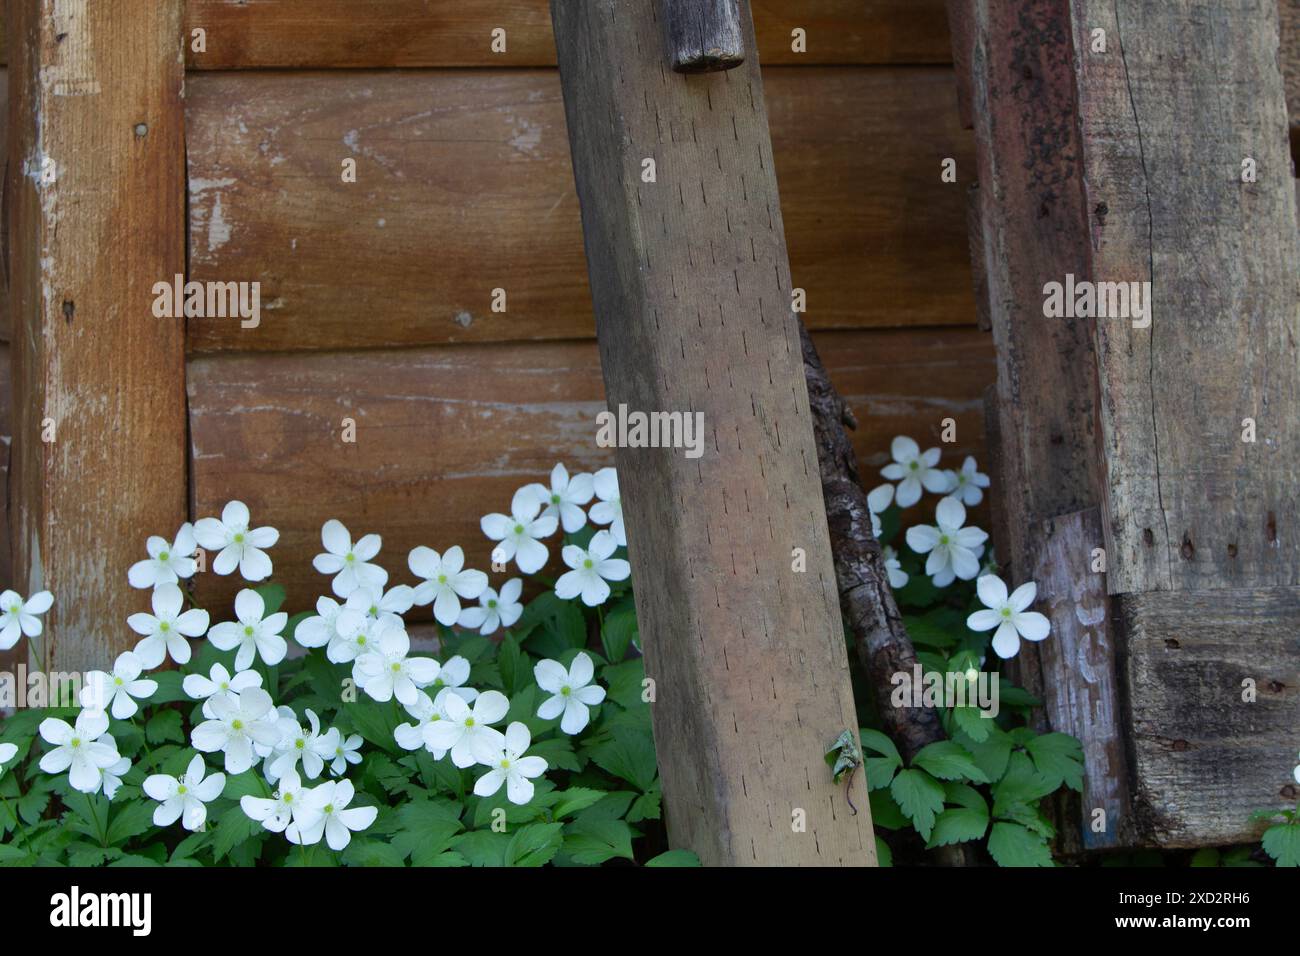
551, 0, 873, 866
962, 0, 1102, 581
1119, 587, 1300, 846
0, 346, 14, 686
7, 0, 188, 671
173, 0, 952, 69
183, 66, 976, 353
188, 328, 993, 614
659, 0, 745, 73
1284, 0, 1298, 131
1030, 509, 1135, 849
1073, 0, 1300, 595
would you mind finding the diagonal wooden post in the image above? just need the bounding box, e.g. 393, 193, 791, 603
551, 0, 875, 865
7, 0, 188, 672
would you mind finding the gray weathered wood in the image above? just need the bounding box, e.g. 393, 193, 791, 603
1071, 0, 1300, 595
658, 0, 745, 73
552, 0, 875, 865
1119, 587, 1300, 846
1031, 509, 1135, 849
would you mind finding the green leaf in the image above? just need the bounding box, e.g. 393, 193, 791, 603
1189, 847, 1221, 867
498, 632, 528, 696
926, 807, 989, 849
868, 788, 908, 830
105, 800, 156, 846
563, 819, 636, 865
452, 830, 509, 867
342, 839, 408, 867
600, 604, 639, 663
626, 788, 661, 823
951, 705, 992, 743
504, 822, 564, 867
527, 736, 582, 774
145, 709, 185, 745
903, 607, 963, 649
148, 671, 191, 705
211, 804, 262, 863
911, 740, 990, 784
585, 729, 657, 791
518, 592, 588, 658
1261, 821, 1300, 867
645, 849, 701, 867
859, 728, 903, 791
889, 769, 945, 841
987, 822, 1054, 867
953, 724, 1013, 781
1025, 733, 1084, 792
551, 787, 611, 820
874, 836, 893, 867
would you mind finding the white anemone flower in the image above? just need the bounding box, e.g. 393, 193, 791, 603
208, 589, 289, 670
880, 436, 949, 508
191, 687, 280, 774
128, 523, 199, 589
535, 652, 606, 734
867, 483, 894, 538
904, 497, 988, 587
293, 595, 347, 650
966, 574, 1051, 660
79, 652, 158, 720
882, 545, 909, 590
102, 756, 131, 801
395, 689, 451, 760
183, 662, 264, 719
38, 710, 121, 794
425, 655, 479, 704
267, 709, 337, 782
312, 519, 388, 598
588, 467, 626, 547
144, 754, 225, 832
0, 589, 53, 651
525, 463, 595, 534
327, 733, 363, 776
481, 488, 558, 575
241, 768, 313, 834
353, 625, 440, 706
289, 780, 378, 851
128, 583, 210, 668
473, 722, 549, 805
425, 690, 509, 768
347, 584, 416, 621
193, 500, 279, 582
0, 742, 18, 778
555, 531, 630, 607
457, 579, 523, 637
409, 546, 488, 626
943, 455, 991, 507
1293, 753, 1300, 786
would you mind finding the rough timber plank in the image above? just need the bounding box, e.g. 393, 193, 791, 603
1030, 509, 1135, 849
183, 66, 975, 353
1072, 0, 1300, 595
550, 0, 874, 866
188, 327, 995, 630
178, 0, 953, 69
1119, 588, 1300, 846
7, 0, 188, 671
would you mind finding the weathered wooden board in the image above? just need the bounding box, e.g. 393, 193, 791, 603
0, 346, 14, 684
1073, 0, 1300, 596
1284, 0, 1299, 135
188, 327, 994, 614
183, 67, 976, 353
1119, 587, 1300, 846
1031, 509, 1134, 849
7, 0, 189, 671
552, 0, 874, 865
175, 0, 953, 69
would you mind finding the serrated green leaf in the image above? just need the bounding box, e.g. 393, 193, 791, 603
911, 740, 990, 783
952, 705, 992, 743
585, 729, 657, 791
1025, 732, 1084, 792
859, 728, 902, 791
505, 822, 564, 867
868, 788, 908, 830
144, 709, 184, 745
551, 787, 611, 820
563, 819, 635, 865
875, 836, 893, 867
105, 800, 156, 846
255, 583, 287, 616
926, 807, 989, 849
600, 605, 638, 663
1262, 822, 1300, 867
645, 849, 700, 867
987, 822, 1053, 867
889, 769, 945, 841
452, 830, 509, 867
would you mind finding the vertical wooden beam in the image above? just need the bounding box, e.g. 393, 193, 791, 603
657, 0, 745, 74
552, 0, 875, 865
7, 0, 187, 671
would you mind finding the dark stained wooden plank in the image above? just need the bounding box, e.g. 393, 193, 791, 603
1119, 587, 1300, 846
184, 67, 976, 353
659, 0, 745, 73
177, 0, 952, 69
1073, 0, 1300, 595
187, 327, 995, 628
7, 0, 188, 671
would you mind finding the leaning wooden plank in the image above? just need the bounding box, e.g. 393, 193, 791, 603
7, 1, 188, 671
188, 328, 995, 620
551, 0, 874, 865
1030, 509, 1135, 849
175, 0, 952, 69
1119, 588, 1300, 846
0, 346, 15, 694
0, 69, 8, 342
1073, 0, 1300, 595
1283, 0, 1298, 133
184, 67, 976, 353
